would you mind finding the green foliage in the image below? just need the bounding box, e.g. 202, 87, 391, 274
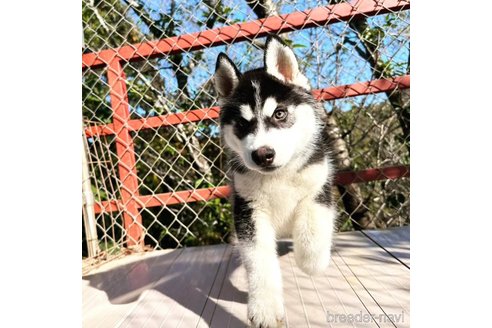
333, 102, 409, 229
98, 240, 121, 255
91, 184, 108, 201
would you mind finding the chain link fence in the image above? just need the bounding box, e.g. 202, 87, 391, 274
82, 0, 410, 269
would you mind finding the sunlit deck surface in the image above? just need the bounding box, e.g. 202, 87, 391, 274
83, 226, 409, 328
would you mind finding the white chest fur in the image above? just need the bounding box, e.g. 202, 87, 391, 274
233, 158, 331, 237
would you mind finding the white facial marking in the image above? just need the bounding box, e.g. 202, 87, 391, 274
251, 80, 262, 111
222, 125, 242, 154
240, 104, 254, 121
262, 97, 278, 117
240, 103, 319, 171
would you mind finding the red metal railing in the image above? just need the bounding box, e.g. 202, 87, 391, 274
82, 0, 410, 69
106, 59, 142, 246
83, 0, 411, 246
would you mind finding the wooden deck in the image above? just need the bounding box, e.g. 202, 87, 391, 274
83, 226, 409, 327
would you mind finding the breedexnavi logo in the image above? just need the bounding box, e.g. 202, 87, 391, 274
326, 311, 405, 324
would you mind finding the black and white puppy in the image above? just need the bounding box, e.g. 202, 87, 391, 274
214, 36, 336, 328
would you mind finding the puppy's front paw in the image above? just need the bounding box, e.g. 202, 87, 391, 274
248, 296, 285, 328
294, 243, 331, 276
293, 204, 335, 276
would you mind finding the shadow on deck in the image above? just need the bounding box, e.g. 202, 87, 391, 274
83, 227, 410, 327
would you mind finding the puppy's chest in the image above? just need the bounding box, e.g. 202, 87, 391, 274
233, 160, 329, 228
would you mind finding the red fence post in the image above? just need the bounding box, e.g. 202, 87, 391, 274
107, 58, 143, 248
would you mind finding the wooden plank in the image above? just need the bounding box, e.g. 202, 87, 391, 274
335, 230, 410, 328
310, 254, 379, 328
197, 245, 243, 327
330, 254, 396, 328
337, 232, 409, 293
278, 242, 310, 327
278, 239, 380, 328
337, 256, 409, 327
174, 244, 230, 328
363, 226, 410, 267
208, 248, 249, 327
82, 279, 135, 328
82, 249, 183, 328
117, 244, 227, 327
82, 228, 410, 327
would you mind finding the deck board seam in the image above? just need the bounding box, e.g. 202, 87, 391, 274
286, 251, 312, 328
356, 264, 409, 315
320, 260, 361, 328
331, 253, 382, 328
334, 249, 398, 328
309, 276, 330, 327
196, 244, 231, 327
360, 230, 410, 269
169, 246, 227, 327
209, 246, 235, 326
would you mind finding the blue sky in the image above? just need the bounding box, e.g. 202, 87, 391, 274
118, 0, 409, 118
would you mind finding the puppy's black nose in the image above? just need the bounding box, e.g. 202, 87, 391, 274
251, 147, 275, 167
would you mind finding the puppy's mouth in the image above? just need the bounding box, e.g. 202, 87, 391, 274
261, 166, 279, 172
243, 162, 280, 174
253, 165, 281, 174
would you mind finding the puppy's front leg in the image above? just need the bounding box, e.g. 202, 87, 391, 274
293, 200, 336, 276
234, 200, 284, 327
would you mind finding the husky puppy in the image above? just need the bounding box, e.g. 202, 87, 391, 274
213, 36, 336, 328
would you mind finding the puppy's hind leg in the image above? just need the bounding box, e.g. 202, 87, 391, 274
292, 200, 336, 276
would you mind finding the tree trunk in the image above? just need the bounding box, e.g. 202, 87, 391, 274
348, 17, 410, 149
325, 114, 376, 229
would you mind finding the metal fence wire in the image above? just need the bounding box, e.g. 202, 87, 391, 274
82, 0, 410, 268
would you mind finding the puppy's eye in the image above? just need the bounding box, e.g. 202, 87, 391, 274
273, 108, 288, 120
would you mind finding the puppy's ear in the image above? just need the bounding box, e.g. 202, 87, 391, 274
214, 53, 241, 98
264, 35, 310, 90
